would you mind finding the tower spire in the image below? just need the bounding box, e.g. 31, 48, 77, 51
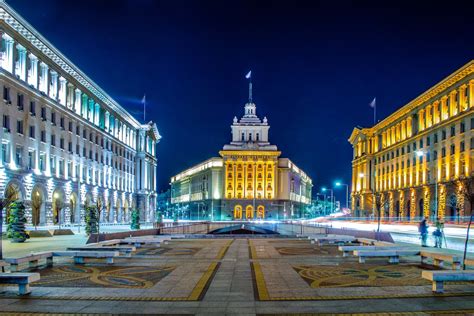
245, 70, 252, 103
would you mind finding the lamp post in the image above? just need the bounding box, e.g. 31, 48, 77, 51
322, 187, 334, 214
335, 181, 349, 210
415, 150, 437, 221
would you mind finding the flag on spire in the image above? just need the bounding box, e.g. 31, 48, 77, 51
245, 70, 251, 79
369, 97, 376, 108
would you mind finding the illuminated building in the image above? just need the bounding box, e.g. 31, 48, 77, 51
349, 60, 474, 221
0, 2, 161, 225
171, 85, 312, 220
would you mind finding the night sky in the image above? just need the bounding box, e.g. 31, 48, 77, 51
8, 0, 474, 203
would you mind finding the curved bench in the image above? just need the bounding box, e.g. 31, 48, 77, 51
53, 251, 119, 264
354, 249, 420, 263
68, 246, 136, 257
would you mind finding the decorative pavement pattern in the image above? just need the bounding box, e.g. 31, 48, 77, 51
2, 237, 474, 314
30, 265, 175, 288
135, 246, 201, 257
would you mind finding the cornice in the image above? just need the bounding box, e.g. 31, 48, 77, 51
370, 60, 474, 132
0, 2, 141, 128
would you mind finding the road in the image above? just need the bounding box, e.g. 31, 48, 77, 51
314, 220, 474, 253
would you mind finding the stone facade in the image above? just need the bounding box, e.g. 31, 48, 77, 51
0, 2, 161, 225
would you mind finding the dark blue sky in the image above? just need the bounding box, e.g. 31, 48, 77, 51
9, 0, 474, 202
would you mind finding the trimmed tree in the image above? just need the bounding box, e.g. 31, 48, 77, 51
456, 176, 474, 270
131, 209, 140, 230
7, 201, 29, 243
85, 205, 99, 236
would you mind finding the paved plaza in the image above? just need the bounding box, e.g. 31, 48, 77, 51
0, 236, 474, 315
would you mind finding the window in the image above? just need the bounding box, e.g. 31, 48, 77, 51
76, 144, 79, 154
419, 139, 423, 148
76, 125, 80, 135
442, 129, 446, 140
471, 137, 474, 150
60, 138, 64, 149
41, 130, 46, 142
401, 147, 405, 155
450, 125, 455, 137
241, 133, 244, 141
30, 101, 36, 116
3, 86, 10, 102
29, 125, 35, 138
450, 144, 455, 155
51, 112, 56, 125
461, 121, 465, 133
471, 118, 474, 130
83, 129, 87, 139
16, 120, 23, 134
17, 94, 24, 111
68, 141, 72, 152
461, 141, 465, 152
60, 117, 65, 129
15, 146, 23, 166
68, 121, 73, 132
28, 151, 34, 169
51, 135, 56, 146
433, 150, 438, 160
41, 107, 46, 120
442, 147, 446, 157
39, 153, 45, 171
434, 133, 438, 144
426, 136, 430, 146
1, 143, 9, 163
407, 145, 411, 153
50, 156, 56, 174
3, 115, 10, 131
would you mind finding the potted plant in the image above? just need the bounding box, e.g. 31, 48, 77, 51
85, 205, 99, 236
131, 209, 140, 230
7, 201, 29, 243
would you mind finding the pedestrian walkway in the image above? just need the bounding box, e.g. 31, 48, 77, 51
0, 236, 473, 315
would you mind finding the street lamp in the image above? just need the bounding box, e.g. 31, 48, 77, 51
335, 181, 349, 210
321, 187, 334, 214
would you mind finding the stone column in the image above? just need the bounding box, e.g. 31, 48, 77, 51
39, 62, 49, 94
27, 53, 38, 88
74, 88, 81, 114
58, 77, 67, 106
15, 43, 27, 81
49, 70, 58, 99
1, 33, 14, 73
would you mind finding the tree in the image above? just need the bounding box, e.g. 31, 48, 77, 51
31, 191, 42, 229
456, 176, 474, 270
374, 192, 382, 234
0, 189, 18, 267
85, 205, 99, 236
7, 201, 29, 243
96, 198, 103, 242
131, 209, 140, 230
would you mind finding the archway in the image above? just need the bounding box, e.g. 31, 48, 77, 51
447, 194, 458, 219
406, 200, 411, 221
395, 200, 400, 220
418, 198, 424, 219
123, 199, 129, 223
69, 193, 78, 224
257, 205, 265, 219
115, 198, 122, 224
245, 205, 254, 219
3, 181, 24, 224
234, 205, 242, 220
31, 184, 46, 226
52, 188, 65, 225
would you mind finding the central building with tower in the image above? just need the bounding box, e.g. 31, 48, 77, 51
170, 84, 312, 220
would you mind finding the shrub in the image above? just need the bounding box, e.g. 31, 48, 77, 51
7, 201, 29, 242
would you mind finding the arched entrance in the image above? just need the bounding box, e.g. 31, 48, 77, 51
447, 194, 457, 219
395, 200, 400, 220
418, 198, 424, 219
3, 181, 23, 223
123, 199, 129, 223
69, 193, 78, 224
31, 185, 46, 226
52, 188, 65, 225
245, 205, 254, 219
257, 205, 265, 219
406, 200, 411, 221
115, 198, 122, 223
234, 205, 242, 220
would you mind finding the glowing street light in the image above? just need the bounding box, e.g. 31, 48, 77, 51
335, 181, 349, 210
321, 187, 334, 213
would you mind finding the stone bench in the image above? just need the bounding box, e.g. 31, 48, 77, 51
357, 238, 377, 246
5, 252, 53, 272
67, 246, 136, 257
338, 245, 402, 257
86, 239, 123, 247
53, 251, 119, 264
311, 235, 356, 246
420, 251, 462, 270
354, 249, 420, 264
0, 273, 40, 295
121, 237, 170, 247
421, 270, 474, 293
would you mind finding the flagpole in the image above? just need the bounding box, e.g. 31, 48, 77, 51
143, 94, 146, 123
